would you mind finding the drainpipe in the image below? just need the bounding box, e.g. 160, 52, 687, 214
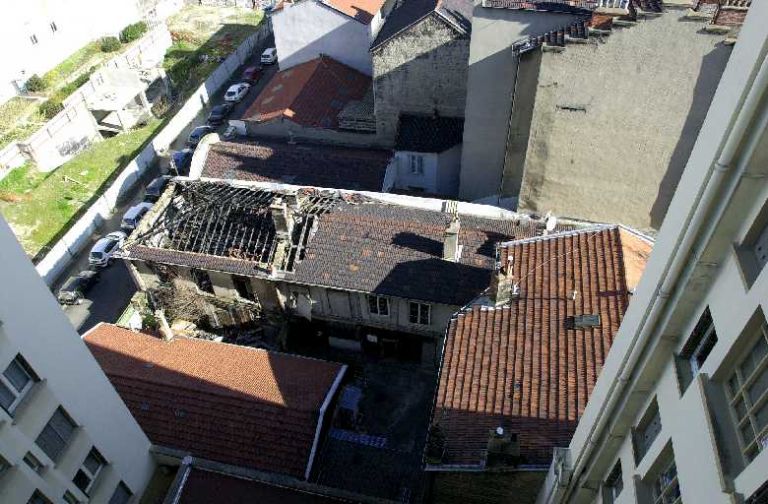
545, 31, 768, 504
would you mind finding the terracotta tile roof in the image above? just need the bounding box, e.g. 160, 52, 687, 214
395, 115, 464, 153
431, 226, 652, 467
290, 204, 566, 306
201, 138, 393, 191
244, 56, 370, 129
322, 0, 388, 23
176, 469, 345, 503
712, 6, 748, 26
371, 0, 473, 50
84, 323, 345, 478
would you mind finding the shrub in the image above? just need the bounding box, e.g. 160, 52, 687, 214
25, 74, 47, 93
39, 100, 64, 119
119, 21, 148, 43
100, 36, 121, 53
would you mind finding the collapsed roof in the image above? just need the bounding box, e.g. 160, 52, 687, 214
122, 179, 575, 306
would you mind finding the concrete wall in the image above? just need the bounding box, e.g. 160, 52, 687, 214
458, 8, 580, 203
536, 6, 768, 502
372, 15, 469, 144
35, 24, 273, 286
517, 8, 732, 231
391, 146, 462, 196
244, 118, 385, 147
437, 144, 462, 196
273, 0, 374, 74
0, 218, 156, 503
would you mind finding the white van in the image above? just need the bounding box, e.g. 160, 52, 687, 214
121, 202, 154, 231
260, 47, 277, 65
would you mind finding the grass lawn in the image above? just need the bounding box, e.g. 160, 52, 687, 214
0, 119, 162, 258
0, 98, 46, 150
41, 41, 105, 91
165, 6, 264, 97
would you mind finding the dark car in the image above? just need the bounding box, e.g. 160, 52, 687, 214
171, 149, 193, 175
207, 103, 234, 126
187, 125, 214, 146
144, 175, 172, 202
57, 270, 99, 305
241, 65, 263, 83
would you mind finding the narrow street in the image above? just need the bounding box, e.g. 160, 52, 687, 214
57, 36, 277, 334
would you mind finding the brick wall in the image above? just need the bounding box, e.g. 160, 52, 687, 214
372, 15, 469, 145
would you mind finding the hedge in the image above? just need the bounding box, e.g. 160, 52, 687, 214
120, 21, 148, 44
100, 36, 121, 53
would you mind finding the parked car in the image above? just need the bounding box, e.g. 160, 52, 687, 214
261, 47, 278, 64
224, 83, 250, 103
187, 125, 214, 146
88, 231, 127, 268
207, 103, 234, 126
241, 65, 263, 83
121, 202, 154, 231
144, 176, 172, 202
57, 270, 99, 305
171, 148, 193, 175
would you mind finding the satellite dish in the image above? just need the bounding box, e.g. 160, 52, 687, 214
545, 214, 558, 232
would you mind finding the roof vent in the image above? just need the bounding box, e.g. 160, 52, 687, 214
486, 428, 520, 467
569, 290, 578, 301
573, 314, 601, 328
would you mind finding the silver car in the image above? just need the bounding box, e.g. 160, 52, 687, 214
88, 231, 127, 268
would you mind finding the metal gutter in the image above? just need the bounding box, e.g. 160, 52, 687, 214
305, 364, 347, 480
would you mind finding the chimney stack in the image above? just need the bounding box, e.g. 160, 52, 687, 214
489, 252, 517, 306
270, 196, 294, 238
443, 216, 461, 262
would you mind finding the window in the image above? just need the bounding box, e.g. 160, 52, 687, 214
676, 308, 718, 392
409, 302, 430, 325
73, 447, 105, 495
27, 490, 52, 504
408, 154, 424, 175
30, 34, 38, 45
652, 459, 681, 504
191, 269, 214, 294
23, 452, 44, 473
35, 407, 77, 461
367, 295, 389, 316
0, 354, 39, 416
725, 324, 768, 463
602, 461, 623, 503
633, 399, 661, 464
109, 482, 132, 504
63, 491, 79, 504
232, 275, 256, 302
50, 22, 58, 33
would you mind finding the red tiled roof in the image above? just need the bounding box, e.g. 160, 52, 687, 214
201, 138, 392, 191
322, 0, 387, 23
244, 56, 371, 129
84, 323, 345, 478
177, 469, 345, 503
432, 226, 652, 467
713, 6, 748, 26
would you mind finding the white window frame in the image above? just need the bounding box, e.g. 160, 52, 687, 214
63, 491, 79, 504
23, 452, 44, 474
30, 34, 38, 45
409, 302, 431, 325
108, 481, 132, 504
0, 355, 38, 416
35, 407, 77, 462
652, 459, 681, 504
633, 399, 661, 464
367, 295, 389, 316
602, 460, 623, 503
725, 324, 768, 464
73, 447, 105, 495
408, 154, 424, 175
50, 22, 57, 33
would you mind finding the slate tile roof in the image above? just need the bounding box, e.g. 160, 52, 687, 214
431, 226, 652, 467
244, 56, 371, 129
395, 115, 464, 153
290, 203, 559, 306
201, 138, 392, 191
371, 0, 473, 50
84, 323, 345, 478
322, 0, 388, 24
176, 469, 345, 503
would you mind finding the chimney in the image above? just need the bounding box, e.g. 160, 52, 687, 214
270, 196, 294, 238
443, 216, 461, 262
489, 255, 517, 306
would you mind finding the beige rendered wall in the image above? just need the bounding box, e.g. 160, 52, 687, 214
0, 217, 155, 503
518, 8, 732, 232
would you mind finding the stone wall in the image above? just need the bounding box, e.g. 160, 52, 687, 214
372, 15, 469, 145
517, 8, 733, 231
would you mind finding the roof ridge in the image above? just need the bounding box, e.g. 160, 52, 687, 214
499, 224, 616, 247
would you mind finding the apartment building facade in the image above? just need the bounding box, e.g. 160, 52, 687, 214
0, 218, 156, 503
537, 2, 768, 503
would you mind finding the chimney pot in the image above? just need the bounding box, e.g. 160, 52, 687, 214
443, 216, 461, 261
270, 196, 294, 237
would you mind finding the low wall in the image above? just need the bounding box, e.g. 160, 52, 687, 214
35, 23, 272, 286
0, 144, 26, 177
